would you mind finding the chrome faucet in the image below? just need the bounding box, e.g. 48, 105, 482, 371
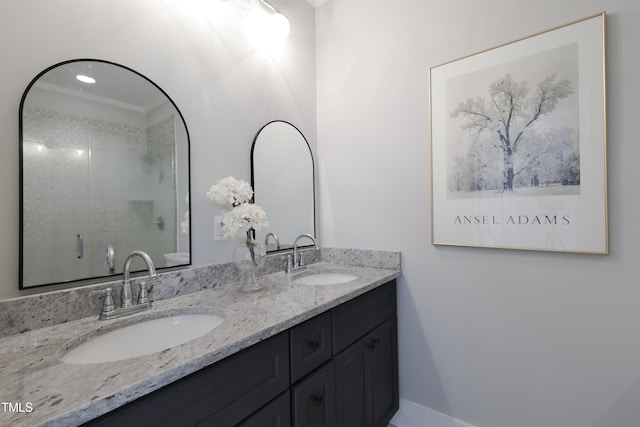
264, 232, 280, 250
121, 250, 157, 307
89, 250, 157, 320
286, 234, 318, 273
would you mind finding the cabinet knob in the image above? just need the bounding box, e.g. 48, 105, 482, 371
311, 394, 324, 405
367, 338, 381, 349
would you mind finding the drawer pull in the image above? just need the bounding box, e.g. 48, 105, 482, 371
308, 340, 320, 350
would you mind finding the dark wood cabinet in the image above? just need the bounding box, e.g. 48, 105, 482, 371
294, 281, 398, 427
83, 280, 398, 427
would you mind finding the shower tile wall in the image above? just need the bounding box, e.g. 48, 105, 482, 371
143, 116, 178, 266
22, 107, 177, 286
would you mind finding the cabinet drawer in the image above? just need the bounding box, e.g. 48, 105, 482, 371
85, 332, 289, 427
332, 281, 396, 354
290, 311, 332, 383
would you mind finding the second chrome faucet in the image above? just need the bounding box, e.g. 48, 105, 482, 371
286, 234, 318, 273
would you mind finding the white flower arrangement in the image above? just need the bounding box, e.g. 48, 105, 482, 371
206, 176, 253, 208
207, 177, 268, 239
221, 202, 269, 239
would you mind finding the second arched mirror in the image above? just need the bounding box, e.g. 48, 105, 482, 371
251, 121, 315, 252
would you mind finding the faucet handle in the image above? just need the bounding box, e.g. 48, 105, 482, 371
137, 279, 155, 305
88, 288, 116, 317
285, 254, 294, 273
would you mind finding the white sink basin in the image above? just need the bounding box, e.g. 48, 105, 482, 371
293, 271, 359, 286
61, 313, 224, 364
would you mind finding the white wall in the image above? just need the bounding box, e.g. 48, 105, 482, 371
0, 0, 316, 298
316, 1, 640, 426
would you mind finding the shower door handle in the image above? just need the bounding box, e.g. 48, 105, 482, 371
77, 233, 84, 259
105, 245, 115, 274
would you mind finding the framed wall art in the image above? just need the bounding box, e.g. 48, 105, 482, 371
429, 12, 607, 254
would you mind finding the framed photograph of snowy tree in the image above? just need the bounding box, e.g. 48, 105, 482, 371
429, 12, 607, 254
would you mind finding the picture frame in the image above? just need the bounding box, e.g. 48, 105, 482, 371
429, 12, 608, 254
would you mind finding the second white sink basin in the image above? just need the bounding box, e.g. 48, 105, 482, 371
293, 271, 359, 286
61, 313, 224, 364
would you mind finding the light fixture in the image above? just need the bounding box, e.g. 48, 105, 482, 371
243, 0, 290, 56
76, 75, 96, 84
258, 0, 290, 40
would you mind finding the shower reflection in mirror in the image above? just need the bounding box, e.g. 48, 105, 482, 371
20, 59, 191, 289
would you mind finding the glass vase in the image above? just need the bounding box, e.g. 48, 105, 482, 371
233, 230, 266, 292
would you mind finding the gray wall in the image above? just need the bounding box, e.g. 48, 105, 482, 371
0, 0, 316, 298
317, 0, 640, 426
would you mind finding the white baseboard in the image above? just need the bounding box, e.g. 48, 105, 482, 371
390, 398, 476, 427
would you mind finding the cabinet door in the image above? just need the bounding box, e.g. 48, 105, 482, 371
334, 336, 368, 427
370, 316, 399, 427
238, 391, 291, 427
334, 317, 398, 427
292, 362, 336, 427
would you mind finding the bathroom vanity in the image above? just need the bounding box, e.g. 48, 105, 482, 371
0, 252, 400, 427
84, 281, 397, 427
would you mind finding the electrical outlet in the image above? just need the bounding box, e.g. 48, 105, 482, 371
214, 216, 226, 241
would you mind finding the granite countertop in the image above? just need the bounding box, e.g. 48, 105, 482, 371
0, 262, 400, 426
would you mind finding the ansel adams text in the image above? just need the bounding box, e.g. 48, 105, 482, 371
454, 215, 571, 225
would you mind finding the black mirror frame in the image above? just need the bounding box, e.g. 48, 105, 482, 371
250, 120, 316, 253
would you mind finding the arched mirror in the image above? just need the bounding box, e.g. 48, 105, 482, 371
251, 121, 315, 252
20, 59, 191, 289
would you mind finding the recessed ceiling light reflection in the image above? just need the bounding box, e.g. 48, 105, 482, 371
76, 75, 96, 84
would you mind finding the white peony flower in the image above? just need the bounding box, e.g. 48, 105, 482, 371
206, 176, 253, 208
222, 203, 269, 239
